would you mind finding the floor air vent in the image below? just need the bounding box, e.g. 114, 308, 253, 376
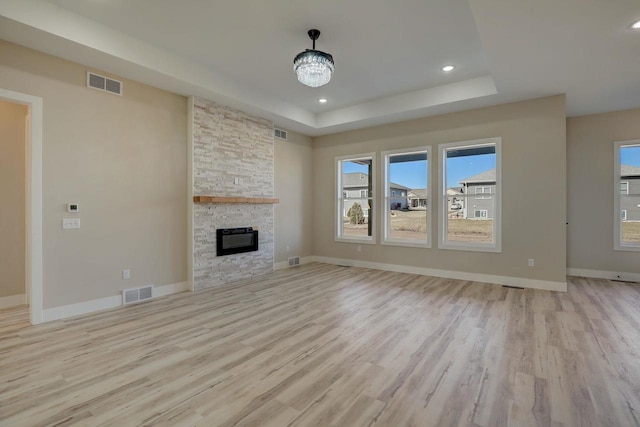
288, 256, 300, 267
87, 71, 123, 96
274, 128, 287, 140
123, 285, 154, 305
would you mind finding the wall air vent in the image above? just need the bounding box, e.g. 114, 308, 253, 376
288, 256, 300, 267
87, 71, 123, 96
123, 285, 154, 305
274, 128, 287, 140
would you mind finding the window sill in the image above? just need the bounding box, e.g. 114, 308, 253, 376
438, 242, 502, 253
382, 239, 431, 249
614, 244, 640, 252
335, 236, 376, 245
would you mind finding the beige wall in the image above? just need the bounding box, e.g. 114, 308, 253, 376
312, 95, 567, 284
274, 130, 313, 263
0, 40, 187, 308
567, 108, 640, 274
0, 100, 27, 299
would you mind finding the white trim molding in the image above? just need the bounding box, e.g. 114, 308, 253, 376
0, 294, 27, 309
381, 146, 431, 248
0, 88, 43, 325
438, 137, 502, 253
613, 140, 640, 252
314, 256, 567, 292
335, 152, 377, 244
273, 256, 314, 271
42, 282, 189, 322
567, 268, 640, 283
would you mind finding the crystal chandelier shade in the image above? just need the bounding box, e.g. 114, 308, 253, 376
293, 29, 334, 88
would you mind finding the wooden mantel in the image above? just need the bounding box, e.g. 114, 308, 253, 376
193, 196, 279, 204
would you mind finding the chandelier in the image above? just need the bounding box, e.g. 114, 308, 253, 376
293, 29, 334, 88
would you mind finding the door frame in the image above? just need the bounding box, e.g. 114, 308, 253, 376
0, 88, 43, 324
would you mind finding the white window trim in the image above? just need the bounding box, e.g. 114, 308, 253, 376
474, 209, 488, 218
381, 146, 431, 248
614, 140, 640, 251
438, 138, 502, 253
620, 181, 629, 195
360, 189, 368, 198
474, 186, 492, 199
336, 153, 376, 244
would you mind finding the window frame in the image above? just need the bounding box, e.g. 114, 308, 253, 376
614, 140, 640, 251
336, 153, 376, 244
475, 186, 492, 199
382, 146, 431, 248
474, 209, 488, 219
438, 137, 502, 253
620, 181, 629, 195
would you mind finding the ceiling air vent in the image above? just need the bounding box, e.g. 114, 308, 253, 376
87, 71, 123, 96
274, 128, 287, 140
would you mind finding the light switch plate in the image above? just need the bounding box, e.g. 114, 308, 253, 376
62, 218, 81, 229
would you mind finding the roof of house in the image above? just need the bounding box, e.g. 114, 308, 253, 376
459, 169, 496, 184
342, 173, 410, 190
408, 188, 427, 198
621, 164, 640, 177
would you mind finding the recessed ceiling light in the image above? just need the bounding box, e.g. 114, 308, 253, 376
632, 20, 640, 29
442, 65, 455, 72
318, 98, 328, 103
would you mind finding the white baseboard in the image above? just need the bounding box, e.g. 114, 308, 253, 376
42, 281, 190, 322
313, 256, 567, 292
567, 268, 640, 283
0, 293, 26, 309
274, 256, 314, 271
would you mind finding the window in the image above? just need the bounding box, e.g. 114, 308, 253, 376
382, 147, 430, 247
474, 209, 488, 219
336, 154, 375, 242
475, 187, 492, 199
439, 138, 501, 252
621, 181, 629, 195
614, 140, 640, 251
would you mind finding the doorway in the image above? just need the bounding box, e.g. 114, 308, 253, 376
0, 88, 43, 324
0, 100, 27, 312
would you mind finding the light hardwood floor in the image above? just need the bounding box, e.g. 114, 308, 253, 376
1, 263, 639, 426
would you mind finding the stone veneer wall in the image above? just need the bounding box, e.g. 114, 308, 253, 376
192, 97, 274, 290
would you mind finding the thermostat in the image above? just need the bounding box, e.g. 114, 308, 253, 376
67, 203, 79, 213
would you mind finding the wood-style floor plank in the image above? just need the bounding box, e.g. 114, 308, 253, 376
1, 263, 639, 427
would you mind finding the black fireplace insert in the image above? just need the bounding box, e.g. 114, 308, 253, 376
216, 227, 259, 256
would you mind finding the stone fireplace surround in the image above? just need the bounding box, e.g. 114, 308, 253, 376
191, 97, 275, 290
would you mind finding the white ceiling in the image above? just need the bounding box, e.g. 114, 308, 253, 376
1, 0, 640, 135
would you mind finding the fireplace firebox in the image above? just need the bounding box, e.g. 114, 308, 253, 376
216, 227, 259, 256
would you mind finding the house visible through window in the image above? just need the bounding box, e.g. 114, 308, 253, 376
336, 154, 375, 242
382, 147, 429, 247
621, 181, 629, 194
475, 187, 491, 199
614, 141, 640, 250
439, 138, 501, 252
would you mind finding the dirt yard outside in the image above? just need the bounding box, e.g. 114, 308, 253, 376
344, 212, 639, 244
622, 221, 640, 243
343, 210, 494, 242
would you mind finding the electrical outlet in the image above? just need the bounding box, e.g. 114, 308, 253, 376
528, 259, 535, 267
123, 269, 130, 280
62, 218, 80, 229
357, 245, 362, 252
286, 245, 290, 252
